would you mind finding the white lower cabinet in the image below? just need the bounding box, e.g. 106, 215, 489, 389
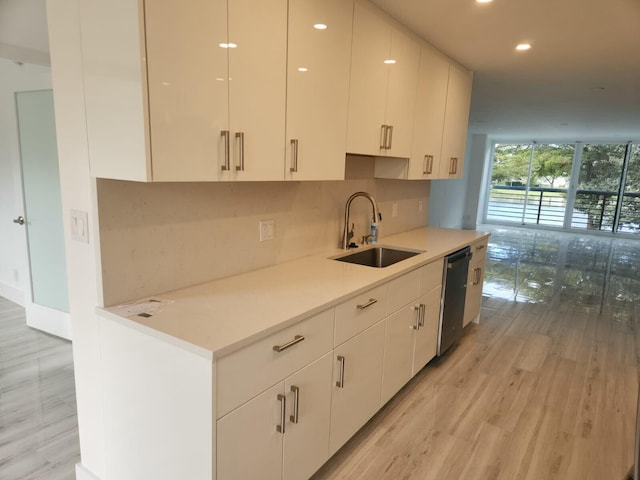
464, 239, 488, 327
412, 286, 442, 375
381, 303, 417, 404
329, 320, 386, 455
217, 353, 333, 480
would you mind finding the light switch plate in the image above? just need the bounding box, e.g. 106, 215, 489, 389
259, 220, 275, 242
70, 209, 89, 243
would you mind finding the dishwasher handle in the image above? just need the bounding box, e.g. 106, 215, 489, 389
446, 247, 472, 268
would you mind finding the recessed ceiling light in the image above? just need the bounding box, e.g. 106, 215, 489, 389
297, 67, 308, 72
383, 59, 396, 64
219, 43, 237, 49
476, 0, 493, 3
516, 43, 531, 51
313, 23, 328, 30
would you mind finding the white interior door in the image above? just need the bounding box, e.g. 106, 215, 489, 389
15, 89, 71, 339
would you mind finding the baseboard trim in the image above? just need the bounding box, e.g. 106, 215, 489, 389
26, 302, 72, 340
0, 282, 25, 306
76, 463, 101, 480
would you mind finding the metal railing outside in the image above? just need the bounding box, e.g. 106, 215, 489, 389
486, 185, 640, 233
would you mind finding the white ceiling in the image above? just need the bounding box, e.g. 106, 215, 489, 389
2, 0, 639, 141
371, 0, 640, 141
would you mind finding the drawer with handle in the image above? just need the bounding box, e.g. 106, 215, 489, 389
334, 283, 387, 346
216, 308, 334, 418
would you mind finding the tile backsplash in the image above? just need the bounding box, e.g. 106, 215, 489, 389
97, 157, 430, 305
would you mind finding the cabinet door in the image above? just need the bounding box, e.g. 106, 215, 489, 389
286, 0, 354, 181
329, 320, 386, 455
217, 383, 284, 480
384, 27, 420, 159
283, 353, 333, 480
440, 63, 473, 179
464, 244, 487, 327
228, 0, 287, 180
381, 304, 418, 405
145, 0, 229, 182
413, 286, 442, 375
409, 44, 449, 179
346, 0, 392, 157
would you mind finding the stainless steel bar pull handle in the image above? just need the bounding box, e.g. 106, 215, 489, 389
386, 125, 393, 149
423, 155, 433, 175
273, 335, 304, 352
290, 386, 300, 424
336, 355, 345, 388
13, 216, 25, 225
235, 132, 245, 171
220, 131, 230, 171
412, 305, 421, 330
357, 298, 378, 310
450, 157, 458, 174
290, 139, 299, 173
277, 394, 286, 433
380, 125, 388, 150
419, 304, 426, 327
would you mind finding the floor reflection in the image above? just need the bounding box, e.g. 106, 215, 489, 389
483, 225, 640, 320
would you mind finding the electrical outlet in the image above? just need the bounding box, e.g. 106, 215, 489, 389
259, 220, 275, 242
70, 209, 89, 243
418, 200, 423, 213
392, 203, 398, 218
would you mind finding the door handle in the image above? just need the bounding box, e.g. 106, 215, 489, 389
13, 216, 25, 225
235, 132, 245, 171
220, 131, 230, 171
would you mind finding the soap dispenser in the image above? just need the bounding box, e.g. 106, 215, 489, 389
369, 219, 378, 244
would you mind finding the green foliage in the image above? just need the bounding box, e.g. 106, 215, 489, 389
490, 143, 640, 233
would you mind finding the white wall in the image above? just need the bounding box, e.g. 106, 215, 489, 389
98, 159, 430, 306
47, 0, 105, 477
463, 134, 490, 229
0, 58, 51, 304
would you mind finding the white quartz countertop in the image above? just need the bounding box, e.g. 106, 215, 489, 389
98, 227, 490, 360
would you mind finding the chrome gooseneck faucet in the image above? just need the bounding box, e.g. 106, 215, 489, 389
342, 192, 382, 249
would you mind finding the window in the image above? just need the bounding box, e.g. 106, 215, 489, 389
484, 142, 639, 235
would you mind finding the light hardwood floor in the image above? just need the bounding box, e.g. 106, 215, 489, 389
1, 226, 638, 479
314, 226, 640, 480
0, 296, 79, 480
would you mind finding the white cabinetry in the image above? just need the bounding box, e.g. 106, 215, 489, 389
381, 261, 443, 404
440, 62, 473, 179
408, 44, 450, 180
464, 239, 488, 327
286, 0, 354, 180
373, 49, 473, 181
217, 353, 333, 480
330, 320, 386, 455
81, 0, 287, 182
346, 0, 419, 158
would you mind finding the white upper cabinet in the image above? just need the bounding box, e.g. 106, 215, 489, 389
347, 0, 420, 158
285, 0, 354, 181
80, 0, 286, 182
408, 44, 450, 180
440, 62, 473, 179
80, 0, 151, 182
384, 27, 420, 159
145, 0, 229, 181
228, 0, 287, 181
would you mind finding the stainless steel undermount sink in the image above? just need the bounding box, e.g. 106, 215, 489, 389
333, 246, 424, 268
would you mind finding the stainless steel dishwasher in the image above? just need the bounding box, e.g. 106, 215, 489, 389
438, 246, 472, 356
